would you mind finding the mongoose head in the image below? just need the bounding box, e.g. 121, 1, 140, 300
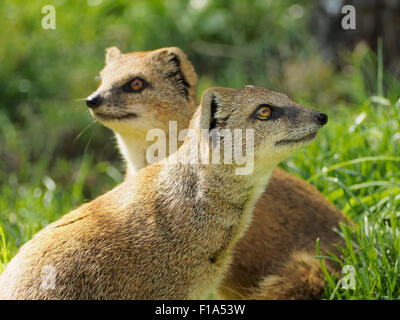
191, 86, 328, 172
86, 47, 198, 135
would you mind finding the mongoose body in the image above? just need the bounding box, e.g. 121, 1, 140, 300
0, 86, 327, 299
86, 47, 348, 299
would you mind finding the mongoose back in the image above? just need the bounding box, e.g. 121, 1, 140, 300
86, 47, 348, 299
0, 86, 327, 299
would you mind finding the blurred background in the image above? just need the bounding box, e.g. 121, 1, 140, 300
1, 0, 400, 272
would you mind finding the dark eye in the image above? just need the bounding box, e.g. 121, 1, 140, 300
130, 78, 144, 91
122, 77, 148, 93
256, 105, 272, 119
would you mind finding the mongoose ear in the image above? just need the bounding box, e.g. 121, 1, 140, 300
105, 47, 121, 64
147, 47, 197, 100
199, 88, 224, 131
199, 87, 237, 132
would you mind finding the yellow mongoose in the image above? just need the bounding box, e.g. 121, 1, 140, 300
87, 47, 347, 299
0, 86, 326, 299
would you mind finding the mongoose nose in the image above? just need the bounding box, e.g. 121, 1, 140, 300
315, 112, 328, 125
86, 95, 103, 109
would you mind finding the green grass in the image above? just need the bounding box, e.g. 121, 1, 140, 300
283, 95, 400, 299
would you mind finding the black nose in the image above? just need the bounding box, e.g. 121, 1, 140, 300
315, 112, 328, 125
86, 95, 103, 109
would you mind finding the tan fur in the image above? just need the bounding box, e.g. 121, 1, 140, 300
89, 46, 198, 176
86, 47, 350, 300
217, 169, 346, 299
0, 86, 324, 299
247, 249, 336, 300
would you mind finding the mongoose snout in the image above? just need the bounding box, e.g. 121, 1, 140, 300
86, 94, 104, 108
315, 112, 328, 125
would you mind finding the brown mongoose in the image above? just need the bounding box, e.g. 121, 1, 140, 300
85, 47, 347, 299
0, 86, 327, 299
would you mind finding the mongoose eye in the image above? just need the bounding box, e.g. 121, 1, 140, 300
130, 78, 144, 91
256, 105, 272, 119
122, 77, 148, 93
